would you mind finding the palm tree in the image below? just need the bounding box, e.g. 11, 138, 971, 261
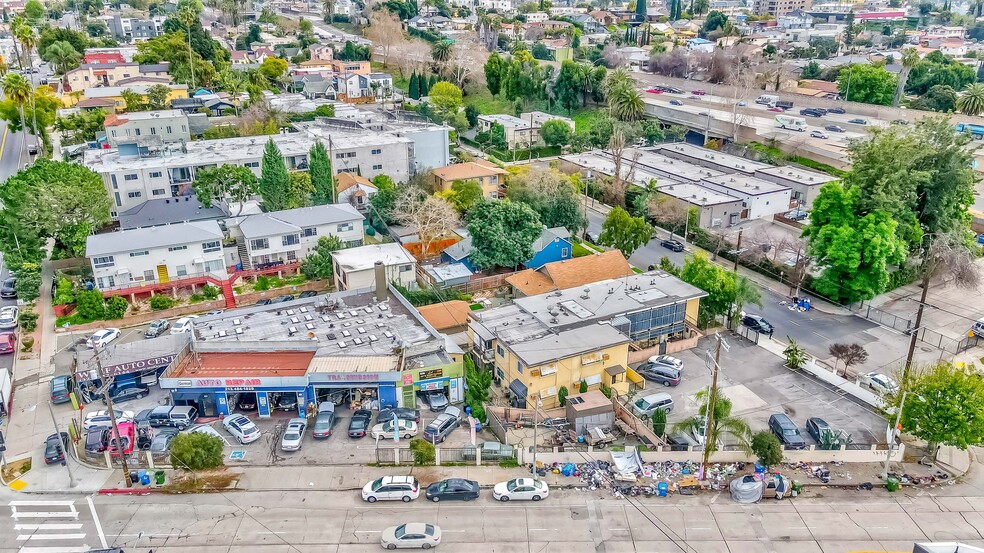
13, 21, 38, 136
693, 0, 709, 15
431, 40, 453, 63
2, 73, 31, 155
730, 275, 763, 327
608, 86, 645, 121
602, 67, 633, 97
959, 83, 984, 115
672, 389, 751, 454
322, 0, 336, 22
893, 47, 919, 107
44, 41, 81, 91
178, 6, 197, 90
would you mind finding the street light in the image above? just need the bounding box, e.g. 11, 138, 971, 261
531, 397, 542, 479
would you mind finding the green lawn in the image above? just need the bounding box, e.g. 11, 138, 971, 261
571, 109, 607, 134
572, 241, 594, 257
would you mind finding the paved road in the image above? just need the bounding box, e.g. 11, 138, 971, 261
4, 488, 984, 552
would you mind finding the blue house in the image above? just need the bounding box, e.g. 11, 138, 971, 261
442, 227, 572, 271
442, 235, 476, 272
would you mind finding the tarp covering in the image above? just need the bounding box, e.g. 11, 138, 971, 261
729, 475, 763, 503
610, 450, 644, 473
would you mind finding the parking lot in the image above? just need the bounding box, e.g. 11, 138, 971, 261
633, 333, 887, 447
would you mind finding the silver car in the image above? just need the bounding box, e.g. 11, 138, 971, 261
0, 305, 18, 330
380, 523, 441, 550
280, 418, 306, 451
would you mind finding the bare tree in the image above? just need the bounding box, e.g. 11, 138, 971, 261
602, 43, 626, 68
393, 39, 432, 78
648, 49, 688, 78
446, 40, 488, 89
524, 26, 545, 41
366, 10, 405, 65
392, 187, 461, 257
604, 128, 638, 208
828, 343, 869, 377
646, 194, 689, 238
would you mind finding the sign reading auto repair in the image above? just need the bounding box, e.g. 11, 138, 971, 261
161, 374, 310, 390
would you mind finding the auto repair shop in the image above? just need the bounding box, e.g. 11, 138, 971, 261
306, 355, 400, 409
74, 334, 189, 402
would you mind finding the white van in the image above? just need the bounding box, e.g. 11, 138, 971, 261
756, 94, 779, 105
973, 317, 984, 336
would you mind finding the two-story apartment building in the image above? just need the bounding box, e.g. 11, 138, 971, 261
331, 60, 371, 76
67, 83, 189, 112
431, 160, 508, 199
224, 203, 365, 270
476, 112, 575, 149
104, 110, 192, 147
85, 220, 227, 291
63, 62, 171, 94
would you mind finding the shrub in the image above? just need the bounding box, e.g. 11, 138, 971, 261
21, 335, 34, 352
650, 408, 667, 437
408, 438, 435, 466
600, 383, 612, 398
189, 294, 205, 304
53, 278, 76, 306
75, 289, 106, 320
18, 308, 38, 332
104, 296, 128, 319
255, 276, 273, 291
202, 285, 220, 300
14, 264, 42, 303
783, 338, 807, 370
750, 430, 784, 468
149, 295, 177, 310
579, 380, 588, 393
169, 433, 225, 470
558, 386, 569, 407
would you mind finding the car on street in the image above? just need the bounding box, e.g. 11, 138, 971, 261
663, 86, 683, 94
380, 523, 441, 550
426, 478, 480, 502
647, 355, 684, 370
348, 409, 372, 438
736, 101, 747, 106
768, 413, 806, 449
810, 130, 828, 139
767, 107, 784, 112
49, 374, 76, 404
418, 390, 448, 412
280, 418, 307, 451
223, 414, 261, 444
492, 478, 549, 501
825, 125, 845, 133
0, 305, 18, 330
848, 118, 867, 125
646, 88, 664, 94
44, 432, 69, 464
698, 111, 710, 116
362, 475, 420, 503
691, 90, 706, 95
741, 314, 774, 335
827, 107, 846, 114
371, 418, 418, 440
660, 238, 684, 252
170, 316, 198, 334
859, 372, 899, 395
298, 290, 318, 298
312, 402, 336, 438
87, 328, 121, 349
0, 277, 16, 299
799, 108, 824, 117
149, 428, 179, 455
83, 409, 134, 430
805, 417, 840, 448
0, 331, 16, 355
669, 99, 683, 105
144, 319, 170, 338
270, 294, 295, 303
377, 408, 421, 424
102, 385, 150, 404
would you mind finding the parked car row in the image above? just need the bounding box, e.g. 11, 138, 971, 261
254, 290, 318, 306
362, 475, 549, 504
768, 413, 845, 449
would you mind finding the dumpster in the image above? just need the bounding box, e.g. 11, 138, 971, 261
886, 477, 900, 492
154, 470, 166, 485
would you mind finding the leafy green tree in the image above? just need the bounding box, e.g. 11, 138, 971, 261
120, 89, 147, 112
41, 41, 81, 76
599, 207, 653, 258
540, 119, 572, 148
641, 120, 665, 145
702, 10, 727, 34
192, 164, 258, 215
23, 0, 44, 22
432, 40, 452, 63
259, 57, 288, 83
104, 296, 129, 319
134, 32, 217, 87
506, 166, 585, 235
801, 60, 822, 79
958, 82, 984, 115
553, 61, 582, 114
672, 389, 751, 453
408, 71, 420, 100
838, 64, 898, 105
467, 199, 543, 270
490, 122, 508, 150
463, 354, 491, 422
13, 264, 41, 302
309, 142, 334, 205
894, 362, 984, 455
428, 81, 463, 123
531, 41, 551, 60
651, 408, 667, 437
369, 185, 398, 226
678, 252, 736, 327
288, 171, 314, 208
75, 289, 106, 320
442, 179, 483, 214
300, 235, 343, 280
909, 84, 957, 112
259, 139, 291, 212
170, 432, 224, 470
464, 104, 479, 128
751, 431, 783, 467
484, 51, 507, 96
145, 84, 172, 110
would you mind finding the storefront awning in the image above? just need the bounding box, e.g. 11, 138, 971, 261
605, 365, 627, 376
509, 378, 528, 399
171, 391, 202, 401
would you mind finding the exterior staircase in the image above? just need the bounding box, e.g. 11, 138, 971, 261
236, 238, 252, 270
220, 279, 237, 309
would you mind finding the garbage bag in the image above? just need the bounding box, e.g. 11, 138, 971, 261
561, 463, 577, 476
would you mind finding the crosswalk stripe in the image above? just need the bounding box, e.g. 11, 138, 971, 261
14, 524, 83, 531
17, 533, 87, 541
10, 511, 79, 519
17, 547, 91, 553
8, 501, 76, 507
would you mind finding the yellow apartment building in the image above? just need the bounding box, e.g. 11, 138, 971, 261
431, 160, 509, 199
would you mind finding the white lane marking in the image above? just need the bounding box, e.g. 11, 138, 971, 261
10, 512, 79, 519
17, 533, 87, 541
86, 496, 108, 549
8, 501, 77, 507
18, 547, 91, 553
14, 524, 83, 531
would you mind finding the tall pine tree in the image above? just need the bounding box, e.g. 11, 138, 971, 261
259, 139, 291, 212
635, 0, 647, 21
309, 142, 333, 205
409, 72, 420, 100
428, 74, 437, 94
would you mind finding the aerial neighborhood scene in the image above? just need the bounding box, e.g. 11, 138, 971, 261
5, 0, 984, 550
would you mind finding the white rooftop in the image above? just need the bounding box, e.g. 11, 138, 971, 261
107, 109, 186, 123
754, 165, 839, 187
559, 153, 677, 188
626, 148, 725, 183
657, 182, 742, 206
477, 113, 531, 129
657, 143, 772, 174
86, 220, 223, 257
331, 243, 416, 272
701, 173, 791, 196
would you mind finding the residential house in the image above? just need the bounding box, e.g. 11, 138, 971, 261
230, 50, 252, 65
83, 52, 126, 65
589, 10, 618, 25
117, 195, 225, 230
63, 62, 171, 94
309, 43, 335, 61
85, 220, 227, 292
752, 0, 812, 17
504, 250, 634, 297
225, 203, 365, 270
336, 172, 378, 210
525, 227, 572, 269
476, 112, 575, 149
340, 73, 393, 101
417, 300, 472, 334
654, 183, 745, 229
105, 14, 167, 40
686, 37, 716, 52
567, 13, 605, 33
431, 160, 508, 199
169, 97, 236, 115
331, 243, 417, 291
104, 110, 192, 148
69, 83, 189, 112
331, 60, 372, 76
75, 98, 118, 112
540, 20, 573, 31
526, 11, 549, 23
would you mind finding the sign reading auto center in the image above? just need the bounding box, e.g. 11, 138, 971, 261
75, 354, 179, 381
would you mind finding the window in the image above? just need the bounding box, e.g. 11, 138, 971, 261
111, 130, 117, 137
97, 276, 115, 288
143, 270, 155, 281
372, 164, 382, 171
124, 174, 139, 181
286, 251, 297, 261
135, 128, 141, 136
168, 245, 187, 252
129, 251, 149, 257
152, 189, 165, 195
303, 227, 317, 237
282, 234, 300, 246
337, 222, 354, 233
127, 191, 142, 198
202, 240, 221, 253
166, 126, 172, 133
562, 247, 569, 258
517, 361, 523, 374
371, 148, 381, 155
175, 265, 188, 277
114, 193, 121, 207
93, 256, 115, 268
250, 238, 269, 250
204, 259, 224, 272
496, 345, 505, 357
399, 264, 412, 272
149, 171, 162, 178
181, 125, 187, 132
244, 161, 259, 168
150, 127, 157, 135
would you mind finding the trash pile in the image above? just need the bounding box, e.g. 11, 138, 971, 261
786, 461, 843, 484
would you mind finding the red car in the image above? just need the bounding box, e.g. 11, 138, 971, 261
0, 332, 14, 354
645, 88, 663, 94
691, 90, 706, 95
767, 107, 784, 112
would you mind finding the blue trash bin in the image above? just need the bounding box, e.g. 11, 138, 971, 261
657, 482, 668, 497
138, 470, 150, 485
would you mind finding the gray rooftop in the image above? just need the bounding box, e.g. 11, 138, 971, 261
107, 109, 186, 123
559, 153, 677, 188
657, 143, 772, 174
331, 243, 416, 272
701, 173, 791, 196
620, 148, 725, 183
508, 324, 629, 367
443, 236, 471, 261
754, 165, 839, 187
230, 203, 364, 239
477, 113, 531, 129
531, 227, 571, 252
424, 262, 472, 282
118, 195, 225, 230
656, 182, 742, 206
86, 219, 224, 257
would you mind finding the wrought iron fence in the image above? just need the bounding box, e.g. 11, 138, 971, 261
850, 303, 914, 333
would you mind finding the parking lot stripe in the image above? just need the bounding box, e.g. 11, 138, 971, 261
10, 512, 79, 519
18, 547, 91, 553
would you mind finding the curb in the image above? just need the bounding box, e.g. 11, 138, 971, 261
98, 488, 157, 495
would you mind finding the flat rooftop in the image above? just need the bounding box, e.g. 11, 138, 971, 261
169, 350, 315, 378
657, 182, 742, 206
622, 148, 725, 183
477, 113, 531, 128
559, 153, 677, 187
754, 165, 839, 187
106, 109, 185, 124
656, 143, 772, 174
509, 324, 629, 367
702, 173, 791, 196
331, 243, 415, 272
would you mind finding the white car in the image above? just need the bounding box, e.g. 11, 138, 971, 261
223, 414, 261, 444
810, 130, 829, 139
0, 305, 18, 330
170, 316, 198, 334
371, 419, 418, 440
492, 478, 549, 502
86, 327, 121, 349
280, 418, 306, 451
859, 372, 899, 395
83, 409, 134, 430
362, 475, 420, 503
380, 523, 441, 550
647, 354, 683, 370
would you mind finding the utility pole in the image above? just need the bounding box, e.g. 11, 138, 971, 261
903, 271, 931, 381
46, 400, 76, 488
732, 228, 743, 272
882, 390, 906, 481
531, 398, 541, 479
94, 347, 132, 487
701, 334, 727, 480
789, 245, 803, 298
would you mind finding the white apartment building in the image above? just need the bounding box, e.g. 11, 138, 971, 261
526, 11, 549, 22
331, 243, 417, 291
700, 174, 793, 221
476, 112, 575, 149
224, 203, 365, 270
104, 109, 192, 147
85, 220, 227, 291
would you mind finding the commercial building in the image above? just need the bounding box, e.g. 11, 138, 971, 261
753, 0, 813, 17
655, 182, 745, 229
754, 165, 837, 209
104, 110, 192, 148
432, 160, 509, 199
470, 271, 707, 408
656, 143, 772, 175
619, 148, 725, 184
700, 173, 793, 220
331, 243, 417, 291
557, 153, 672, 189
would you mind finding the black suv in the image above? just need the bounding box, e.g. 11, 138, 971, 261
799, 108, 824, 117
660, 239, 684, 252
769, 413, 806, 449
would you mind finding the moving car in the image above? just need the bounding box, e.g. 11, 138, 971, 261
223, 414, 261, 444
768, 413, 806, 449
380, 523, 441, 550
859, 372, 899, 395
371, 419, 418, 440
425, 478, 480, 502
492, 478, 549, 501
669, 99, 683, 105
631, 392, 674, 418
83, 409, 135, 430
0, 277, 16, 299
170, 316, 198, 334
102, 385, 150, 404
848, 118, 867, 125
418, 390, 448, 412
826, 107, 846, 114
44, 432, 69, 465
362, 475, 420, 503
810, 130, 828, 139
0, 331, 15, 354
741, 314, 774, 335
691, 89, 706, 95
767, 106, 784, 113
49, 374, 76, 404
660, 239, 684, 252
377, 408, 421, 424
348, 409, 372, 438
280, 418, 307, 451
0, 305, 18, 330
312, 402, 336, 438
149, 428, 179, 455
824, 125, 845, 133
647, 355, 683, 370
144, 319, 170, 338
87, 328, 121, 349
799, 108, 824, 117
